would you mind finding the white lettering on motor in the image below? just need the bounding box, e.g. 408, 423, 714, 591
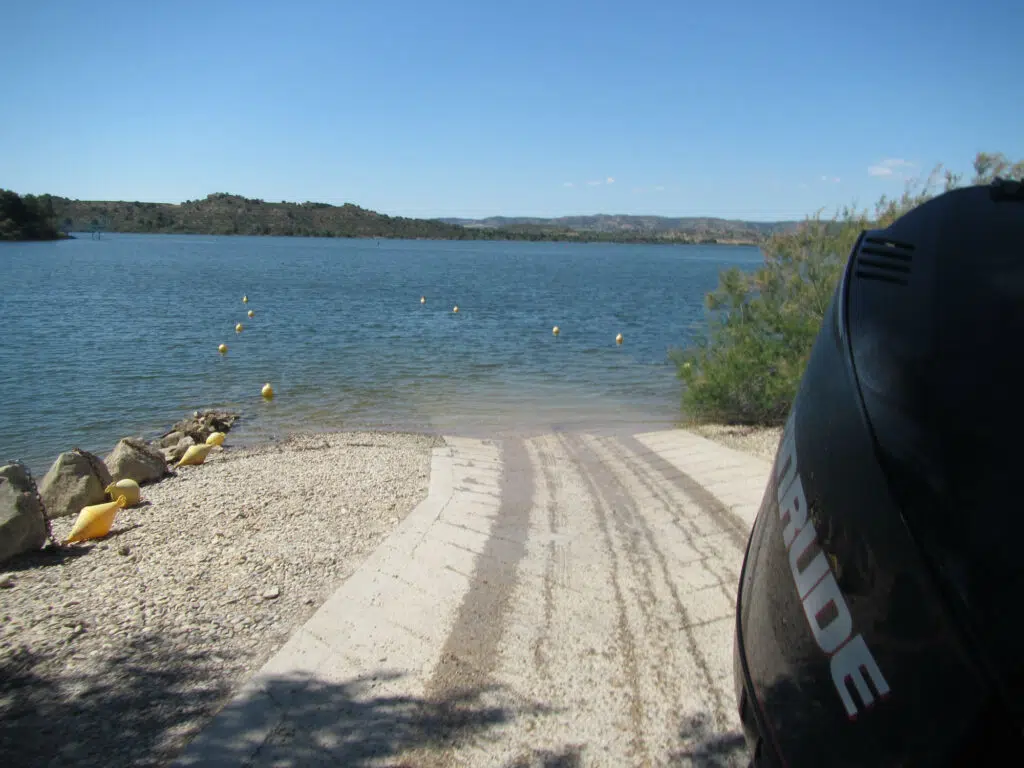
778, 474, 807, 549
774, 411, 890, 718
802, 572, 854, 654
788, 521, 830, 599
831, 636, 891, 717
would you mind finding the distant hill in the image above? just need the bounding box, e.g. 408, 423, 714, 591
50, 193, 473, 240
44, 193, 794, 245
439, 214, 800, 243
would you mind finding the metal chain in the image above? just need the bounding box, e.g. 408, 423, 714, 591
8, 460, 62, 549
76, 447, 110, 491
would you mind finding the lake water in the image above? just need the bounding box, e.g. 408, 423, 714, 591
0, 234, 763, 476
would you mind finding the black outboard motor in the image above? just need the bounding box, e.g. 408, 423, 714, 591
733, 179, 1024, 766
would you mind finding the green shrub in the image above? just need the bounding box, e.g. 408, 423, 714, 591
673, 152, 1023, 426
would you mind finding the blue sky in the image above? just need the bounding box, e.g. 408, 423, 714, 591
2, 1, 1021, 221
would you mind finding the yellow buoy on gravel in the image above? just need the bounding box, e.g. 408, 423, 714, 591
453, 305, 459, 313
552, 326, 560, 336
206, 431, 226, 447
616, 333, 623, 345
420, 296, 426, 304
218, 343, 228, 354
262, 382, 274, 399
235, 323, 243, 333
105, 479, 141, 507
247, 310, 254, 318
243, 295, 249, 303
176, 443, 213, 468
65, 496, 127, 544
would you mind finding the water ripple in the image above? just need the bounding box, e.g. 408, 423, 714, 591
0, 235, 761, 474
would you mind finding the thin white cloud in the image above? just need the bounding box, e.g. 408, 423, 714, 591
654, 185, 665, 192
868, 158, 914, 177
568, 177, 616, 187
833, 177, 841, 183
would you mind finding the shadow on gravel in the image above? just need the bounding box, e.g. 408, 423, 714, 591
671, 712, 749, 767
0, 634, 525, 768
194, 673, 524, 766
2, 543, 92, 571
0, 633, 239, 768
502, 745, 585, 767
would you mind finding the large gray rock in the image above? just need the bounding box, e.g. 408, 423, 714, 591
0, 464, 47, 563
105, 438, 169, 484
39, 449, 113, 520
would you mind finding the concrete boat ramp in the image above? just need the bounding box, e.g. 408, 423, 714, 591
173, 429, 773, 767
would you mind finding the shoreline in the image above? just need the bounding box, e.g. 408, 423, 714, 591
9, 407, 686, 481
54, 230, 764, 247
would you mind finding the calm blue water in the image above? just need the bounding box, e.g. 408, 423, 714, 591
0, 234, 763, 476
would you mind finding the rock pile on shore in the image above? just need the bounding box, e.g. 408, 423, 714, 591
0, 409, 239, 562
154, 410, 239, 464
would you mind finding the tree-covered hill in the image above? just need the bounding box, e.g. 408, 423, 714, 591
0, 191, 63, 241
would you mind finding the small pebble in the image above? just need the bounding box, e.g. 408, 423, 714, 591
262, 587, 280, 600
0, 575, 15, 589
117, 545, 131, 556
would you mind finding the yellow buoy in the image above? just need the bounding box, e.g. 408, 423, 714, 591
236, 323, 243, 333
616, 333, 624, 345
247, 310, 254, 318
552, 326, 560, 336
105, 479, 141, 507
206, 431, 226, 446
176, 443, 213, 468
65, 496, 127, 544
420, 296, 426, 304
453, 305, 459, 313
262, 382, 274, 399
218, 343, 228, 354
243, 295, 249, 303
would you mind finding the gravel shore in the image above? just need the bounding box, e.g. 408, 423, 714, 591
689, 423, 783, 462
0, 431, 440, 768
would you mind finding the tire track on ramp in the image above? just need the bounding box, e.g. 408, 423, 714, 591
582, 435, 740, 731
464, 432, 660, 766
585, 435, 750, 766
616, 436, 752, 554
595, 435, 745, 604
408, 431, 751, 767
531, 437, 569, 681
553, 432, 652, 766
564, 434, 738, 760
413, 437, 541, 766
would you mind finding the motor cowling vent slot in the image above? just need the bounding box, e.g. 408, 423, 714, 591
854, 236, 914, 286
